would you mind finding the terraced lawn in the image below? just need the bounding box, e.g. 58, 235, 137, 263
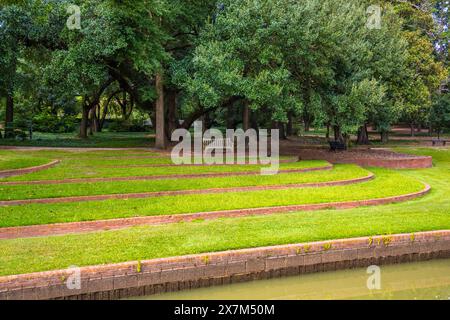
1, 202, 448, 277
0, 168, 424, 227
0, 150, 316, 181
2, 161, 329, 181
0, 147, 447, 277
0, 164, 368, 200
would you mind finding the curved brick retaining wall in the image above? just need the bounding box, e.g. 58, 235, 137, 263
0, 160, 60, 179
0, 230, 449, 300
0, 172, 374, 207
348, 157, 433, 169
0, 182, 429, 240
293, 148, 433, 169
0, 165, 333, 186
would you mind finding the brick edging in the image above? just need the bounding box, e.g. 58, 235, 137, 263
0, 165, 333, 186
0, 182, 429, 240
1, 230, 449, 300
348, 157, 433, 169
0, 160, 60, 178
0, 172, 374, 207
293, 148, 433, 169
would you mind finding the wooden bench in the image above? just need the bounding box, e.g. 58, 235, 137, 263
203, 138, 233, 151
329, 141, 347, 151
432, 139, 448, 146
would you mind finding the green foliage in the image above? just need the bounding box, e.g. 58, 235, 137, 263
32, 113, 77, 133
430, 93, 450, 136
391, 1, 448, 127
107, 119, 148, 133
174, 0, 414, 137
0, 4, 32, 95
1, 0, 174, 137
335, 80, 387, 136
0, 0, 447, 142
434, 0, 449, 65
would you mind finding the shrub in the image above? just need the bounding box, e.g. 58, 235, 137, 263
32, 114, 78, 133
106, 119, 148, 132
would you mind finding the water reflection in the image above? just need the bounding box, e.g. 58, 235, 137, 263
139, 259, 450, 300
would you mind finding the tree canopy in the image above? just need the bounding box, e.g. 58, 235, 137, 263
0, 0, 448, 145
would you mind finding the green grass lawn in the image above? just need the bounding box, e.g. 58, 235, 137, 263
1, 149, 301, 175
0, 147, 447, 277
0, 164, 369, 201
1, 202, 448, 277
0, 168, 424, 228
0, 132, 155, 148
2, 160, 329, 181
0, 151, 51, 171
0, 149, 321, 181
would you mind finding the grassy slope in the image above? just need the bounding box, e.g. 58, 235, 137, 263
0, 150, 325, 181
0, 168, 424, 227
0, 151, 50, 171
3, 161, 329, 181
0, 164, 369, 200
1, 204, 448, 277
0, 148, 447, 276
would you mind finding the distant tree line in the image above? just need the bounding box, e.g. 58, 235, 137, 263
0, 0, 448, 146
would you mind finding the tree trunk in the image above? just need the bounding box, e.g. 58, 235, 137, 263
79, 104, 90, 139
204, 113, 212, 131
279, 122, 287, 140
304, 119, 311, 132
250, 112, 259, 132
79, 79, 113, 138
5, 93, 14, 138
333, 125, 344, 143
155, 72, 166, 149
242, 103, 250, 131
95, 105, 102, 133
98, 105, 107, 132
326, 124, 330, 140
410, 123, 415, 137
380, 131, 389, 143
226, 103, 234, 130
200, 116, 207, 133
89, 107, 99, 135
165, 89, 178, 140
150, 108, 156, 132
343, 134, 350, 148
287, 113, 293, 136
357, 124, 369, 145
122, 92, 128, 120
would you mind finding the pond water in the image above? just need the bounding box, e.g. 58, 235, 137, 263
139, 258, 450, 300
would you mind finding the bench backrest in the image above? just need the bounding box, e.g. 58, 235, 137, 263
203, 138, 233, 149
329, 141, 345, 147
432, 139, 448, 142
329, 141, 347, 150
